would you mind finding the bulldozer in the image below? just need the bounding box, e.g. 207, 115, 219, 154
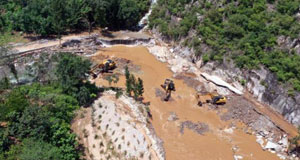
161, 79, 176, 101
90, 59, 116, 79
196, 92, 226, 106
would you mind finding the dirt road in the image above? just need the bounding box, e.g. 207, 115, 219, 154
92, 46, 281, 160
14, 31, 97, 53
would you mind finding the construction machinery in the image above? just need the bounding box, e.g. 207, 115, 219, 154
161, 79, 176, 101
196, 92, 226, 106
90, 59, 116, 79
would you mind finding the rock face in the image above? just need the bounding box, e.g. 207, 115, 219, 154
150, 16, 300, 127
158, 35, 300, 126
201, 60, 300, 126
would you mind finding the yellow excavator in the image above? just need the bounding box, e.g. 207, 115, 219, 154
90, 59, 116, 79
196, 93, 226, 106
161, 79, 176, 101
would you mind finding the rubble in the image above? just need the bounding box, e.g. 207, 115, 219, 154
167, 112, 179, 121
180, 121, 209, 135
233, 155, 243, 160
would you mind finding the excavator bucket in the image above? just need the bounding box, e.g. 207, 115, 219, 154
161, 79, 175, 101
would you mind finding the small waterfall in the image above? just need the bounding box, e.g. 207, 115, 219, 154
98, 38, 151, 46
138, 0, 157, 30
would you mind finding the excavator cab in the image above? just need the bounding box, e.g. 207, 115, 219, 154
211, 95, 226, 105
90, 59, 116, 79
197, 93, 226, 106
161, 79, 176, 101
102, 59, 116, 72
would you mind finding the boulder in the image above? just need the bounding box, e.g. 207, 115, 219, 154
234, 155, 243, 160
265, 141, 281, 152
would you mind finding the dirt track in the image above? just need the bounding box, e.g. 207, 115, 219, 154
92, 46, 281, 160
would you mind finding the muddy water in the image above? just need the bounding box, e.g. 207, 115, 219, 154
92, 46, 280, 160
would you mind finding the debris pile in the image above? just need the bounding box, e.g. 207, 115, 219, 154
168, 112, 179, 121
180, 121, 209, 135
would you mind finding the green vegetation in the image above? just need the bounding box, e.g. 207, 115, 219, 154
289, 127, 300, 156
55, 53, 98, 106
105, 74, 120, 87
0, 0, 150, 37
149, 0, 300, 92
0, 52, 98, 159
125, 66, 144, 100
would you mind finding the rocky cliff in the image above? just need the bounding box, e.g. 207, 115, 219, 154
148, 0, 300, 127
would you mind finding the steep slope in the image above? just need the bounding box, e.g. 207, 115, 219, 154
149, 0, 300, 126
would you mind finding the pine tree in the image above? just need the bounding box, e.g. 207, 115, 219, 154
137, 78, 144, 97
125, 66, 132, 96
130, 74, 138, 99
124, 66, 144, 100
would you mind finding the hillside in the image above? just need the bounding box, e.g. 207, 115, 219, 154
150, 0, 300, 90
149, 0, 300, 126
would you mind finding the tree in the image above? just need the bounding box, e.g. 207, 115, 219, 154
51, 0, 67, 46
50, 122, 79, 160
137, 77, 144, 97
125, 66, 132, 96
17, 138, 63, 160
117, 0, 140, 28
0, 89, 29, 120
55, 53, 91, 94
77, 86, 91, 106
55, 53, 98, 106
124, 66, 144, 100
7, 106, 53, 140
83, 0, 108, 34
130, 74, 139, 100
66, 0, 87, 30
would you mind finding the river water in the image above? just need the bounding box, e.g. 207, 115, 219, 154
92, 46, 280, 160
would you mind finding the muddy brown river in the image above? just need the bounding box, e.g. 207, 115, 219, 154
92, 46, 280, 160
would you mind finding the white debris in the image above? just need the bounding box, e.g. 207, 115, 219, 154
277, 153, 287, 160
201, 73, 243, 95
278, 135, 288, 147
234, 155, 243, 160
265, 141, 281, 152
224, 128, 234, 134
256, 135, 265, 147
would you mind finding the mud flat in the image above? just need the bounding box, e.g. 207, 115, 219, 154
93, 46, 281, 160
